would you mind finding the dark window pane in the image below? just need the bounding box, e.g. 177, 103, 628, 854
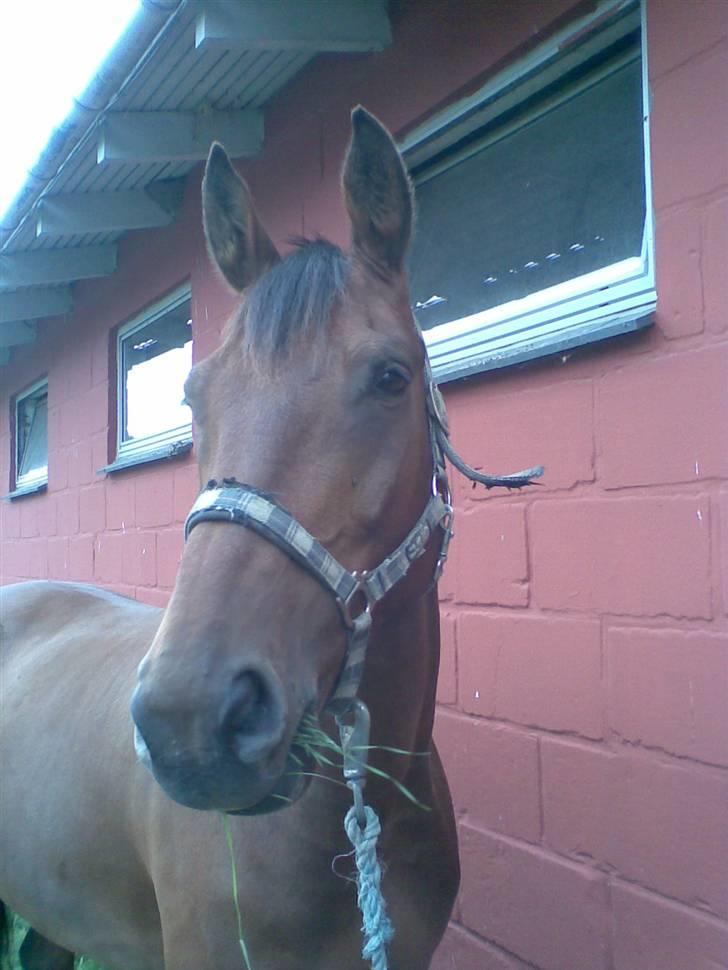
121, 297, 192, 442
410, 58, 645, 331
17, 389, 48, 480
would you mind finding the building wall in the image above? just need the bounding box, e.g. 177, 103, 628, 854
2, 2, 727, 968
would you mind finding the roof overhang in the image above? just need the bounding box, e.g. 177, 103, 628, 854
0, 0, 391, 361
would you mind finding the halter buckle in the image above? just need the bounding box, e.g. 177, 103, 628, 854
434, 505, 454, 584
337, 570, 375, 631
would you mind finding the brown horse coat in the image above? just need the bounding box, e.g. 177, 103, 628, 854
0, 108, 459, 969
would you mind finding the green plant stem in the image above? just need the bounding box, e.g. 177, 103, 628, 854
222, 814, 254, 970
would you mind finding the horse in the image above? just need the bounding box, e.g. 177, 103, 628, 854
1, 107, 541, 970
0, 107, 461, 970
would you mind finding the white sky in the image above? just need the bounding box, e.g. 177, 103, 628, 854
0, 0, 141, 221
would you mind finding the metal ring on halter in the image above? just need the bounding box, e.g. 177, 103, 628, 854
431, 471, 451, 506
337, 570, 375, 631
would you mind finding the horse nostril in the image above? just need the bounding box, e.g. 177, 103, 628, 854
221, 669, 285, 764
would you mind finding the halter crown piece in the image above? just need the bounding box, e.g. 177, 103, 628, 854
183, 347, 543, 969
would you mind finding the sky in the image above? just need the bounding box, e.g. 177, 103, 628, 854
0, 0, 141, 222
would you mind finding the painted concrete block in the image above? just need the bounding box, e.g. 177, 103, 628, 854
531, 496, 712, 618
436, 611, 457, 706
36, 495, 57, 538
79, 484, 106, 535
455, 505, 528, 607
653, 207, 703, 339
173, 460, 200, 523
3, 540, 30, 578
445, 378, 594, 496
156, 528, 184, 589
47, 536, 70, 580
121, 530, 157, 588
67, 440, 94, 489
27, 538, 48, 580
135, 466, 174, 529
607, 625, 728, 766
458, 611, 603, 738
597, 347, 728, 487
721, 490, 728, 616
135, 586, 170, 609
651, 47, 728, 209
648, 0, 728, 80
56, 489, 80, 537
106, 476, 135, 531
435, 710, 540, 843
459, 823, 610, 970
19, 500, 39, 539
69, 534, 94, 582
704, 196, 728, 335
94, 532, 124, 584
1, 502, 20, 540
432, 923, 532, 970
612, 880, 728, 970
541, 739, 728, 917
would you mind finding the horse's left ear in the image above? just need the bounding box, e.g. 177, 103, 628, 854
342, 106, 413, 273
202, 142, 279, 291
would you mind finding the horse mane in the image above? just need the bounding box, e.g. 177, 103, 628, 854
240, 238, 349, 358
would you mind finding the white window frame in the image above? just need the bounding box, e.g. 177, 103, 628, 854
14, 377, 48, 493
402, 0, 654, 383
115, 284, 192, 467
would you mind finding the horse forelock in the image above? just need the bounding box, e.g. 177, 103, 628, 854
238, 238, 349, 359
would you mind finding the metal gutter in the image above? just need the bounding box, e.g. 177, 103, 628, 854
0, 0, 184, 252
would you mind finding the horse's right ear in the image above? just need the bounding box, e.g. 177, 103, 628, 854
342, 106, 413, 274
202, 143, 279, 292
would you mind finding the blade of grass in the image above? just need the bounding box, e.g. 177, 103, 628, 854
221, 814, 254, 970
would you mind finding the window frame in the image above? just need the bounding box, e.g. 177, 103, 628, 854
402, 0, 654, 383
112, 283, 193, 470
12, 377, 49, 496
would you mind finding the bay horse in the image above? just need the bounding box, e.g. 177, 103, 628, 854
0, 108, 540, 970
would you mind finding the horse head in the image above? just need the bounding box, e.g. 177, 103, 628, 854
130, 108, 442, 814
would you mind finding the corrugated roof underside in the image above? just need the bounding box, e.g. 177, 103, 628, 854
9, 2, 312, 254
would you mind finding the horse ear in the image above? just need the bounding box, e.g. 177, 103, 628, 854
342, 106, 413, 273
202, 143, 279, 291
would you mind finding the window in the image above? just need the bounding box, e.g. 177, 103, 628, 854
404, 0, 654, 382
113, 284, 193, 469
14, 378, 48, 494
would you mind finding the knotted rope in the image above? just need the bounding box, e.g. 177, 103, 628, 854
344, 801, 394, 970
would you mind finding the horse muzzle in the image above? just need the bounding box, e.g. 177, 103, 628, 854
129, 662, 300, 813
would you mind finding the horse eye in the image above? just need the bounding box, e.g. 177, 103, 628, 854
375, 368, 409, 397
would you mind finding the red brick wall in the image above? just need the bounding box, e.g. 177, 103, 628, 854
432, 3, 728, 966
1, 2, 727, 967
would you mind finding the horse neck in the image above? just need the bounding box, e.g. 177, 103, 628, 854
355, 585, 442, 809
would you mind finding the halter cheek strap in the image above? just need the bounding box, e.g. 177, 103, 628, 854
184, 477, 452, 714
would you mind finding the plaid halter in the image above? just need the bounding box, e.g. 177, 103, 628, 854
184, 464, 452, 716
183, 353, 541, 716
